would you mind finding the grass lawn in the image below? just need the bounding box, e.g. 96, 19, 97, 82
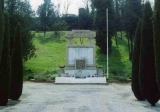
25, 31, 131, 81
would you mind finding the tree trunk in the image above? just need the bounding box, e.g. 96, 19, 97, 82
115, 33, 118, 48
121, 31, 123, 39
130, 34, 133, 61
44, 23, 46, 38
127, 32, 131, 59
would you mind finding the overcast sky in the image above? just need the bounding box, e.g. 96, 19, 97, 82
29, 0, 85, 15
29, 0, 154, 15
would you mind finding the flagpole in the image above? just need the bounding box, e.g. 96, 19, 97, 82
106, 8, 109, 78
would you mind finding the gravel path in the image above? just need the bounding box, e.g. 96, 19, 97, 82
0, 82, 160, 112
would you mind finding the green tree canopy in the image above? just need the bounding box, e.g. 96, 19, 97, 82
37, 0, 55, 37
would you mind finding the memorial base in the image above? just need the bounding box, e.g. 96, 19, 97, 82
55, 77, 107, 84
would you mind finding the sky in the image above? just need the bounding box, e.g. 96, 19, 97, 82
29, 0, 85, 15
29, 0, 154, 15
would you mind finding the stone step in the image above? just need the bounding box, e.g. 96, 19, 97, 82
55, 77, 107, 84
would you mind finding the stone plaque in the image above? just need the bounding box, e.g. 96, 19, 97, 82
75, 60, 86, 69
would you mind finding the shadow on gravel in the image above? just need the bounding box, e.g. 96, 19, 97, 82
138, 100, 160, 111
0, 100, 21, 111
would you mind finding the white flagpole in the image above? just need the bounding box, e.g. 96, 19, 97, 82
106, 8, 109, 78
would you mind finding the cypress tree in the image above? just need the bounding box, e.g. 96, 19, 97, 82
10, 23, 23, 100
0, 0, 4, 62
132, 19, 145, 101
92, 0, 115, 54
153, 0, 160, 90
0, 12, 11, 106
139, 1, 160, 106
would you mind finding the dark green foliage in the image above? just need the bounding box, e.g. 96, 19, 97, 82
0, 12, 10, 106
10, 23, 23, 100
132, 19, 145, 101
5, 0, 35, 61
21, 29, 35, 61
92, 0, 115, 54
61, 14, 79, 30
0, 0, 4, 62
125, 0, 142, 34
153, 0, 160, 90
139, 2, 160, 106
52, 20, 68, 39
78, 8, 92, 29
124, 0, 142, 60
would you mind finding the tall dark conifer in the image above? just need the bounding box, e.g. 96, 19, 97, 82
132, 19, 145, 101
10, 23, 23, 100
92, 0, 115, 54
0, 12, 11, 106
139, 2, 160, 106
153, 0, 160, 90
0, 0, 4, 62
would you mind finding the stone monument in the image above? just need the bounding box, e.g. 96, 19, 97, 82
55, 30, 106, 84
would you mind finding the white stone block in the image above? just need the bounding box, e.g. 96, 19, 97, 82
55, 77, 107, 84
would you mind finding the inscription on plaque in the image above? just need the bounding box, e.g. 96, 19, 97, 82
75, 60, 86, 69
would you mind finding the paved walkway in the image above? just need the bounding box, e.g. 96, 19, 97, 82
0, 82, 160, 112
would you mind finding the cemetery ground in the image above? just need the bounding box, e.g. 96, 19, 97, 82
0, 82, 160, 112
24, 31, 131, 82
1, 31, 159, 112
